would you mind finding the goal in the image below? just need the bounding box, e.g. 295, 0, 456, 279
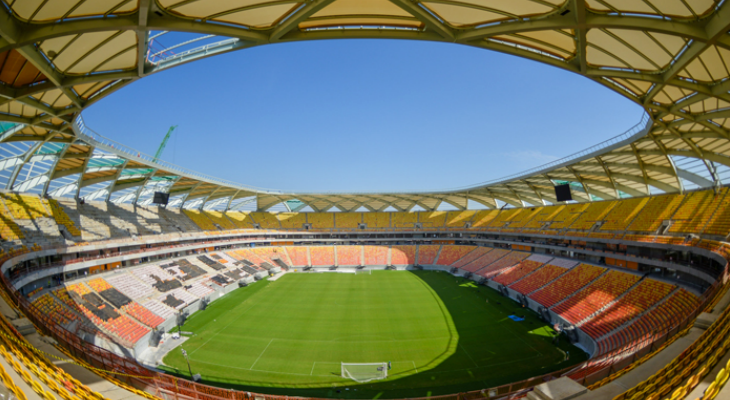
355, 269, 371, 275
341, 362, 388, 383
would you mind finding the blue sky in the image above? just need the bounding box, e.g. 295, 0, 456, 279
84, 38, 643, 193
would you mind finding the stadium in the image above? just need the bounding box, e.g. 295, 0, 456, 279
0, 1, 729, 400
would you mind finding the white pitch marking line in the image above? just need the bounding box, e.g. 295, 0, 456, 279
459, 343, 479, 368
412, 361, 418, 373
310, 362, 316, 376
250, 338, 274, 369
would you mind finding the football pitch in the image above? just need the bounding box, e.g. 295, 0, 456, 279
161, 271, 586, 398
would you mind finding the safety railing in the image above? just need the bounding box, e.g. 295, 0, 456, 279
0, 231, 725, 400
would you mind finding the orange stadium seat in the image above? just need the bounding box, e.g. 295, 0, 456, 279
363, 245, 389, 265
417, 245, 440, 265
529, 264, 605, 308
552, 270, 640, 324
336, 246, 362, 265
582, 279, 675, 340
122, 302, 165, 328
285, 246, 309, 266
460, 248, 509, 273
391, 245, 416, 265
452, 247, 492, 269
435, 245, 477, 266
474, 250, 529, 278
595, 289, 699, 355
309, 246, 335, 266
493, 258, 549, 286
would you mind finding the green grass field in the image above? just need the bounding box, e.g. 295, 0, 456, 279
161, 271, 586, 398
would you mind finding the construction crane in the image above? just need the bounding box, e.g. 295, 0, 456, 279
154, 125, 177, 162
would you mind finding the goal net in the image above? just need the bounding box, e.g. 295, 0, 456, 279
355, 269, 371, 275
341, 362, 387, 383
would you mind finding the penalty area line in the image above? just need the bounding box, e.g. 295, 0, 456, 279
412, 361, 418, 373
250, 338, 274, 369
310, 362, 316, 376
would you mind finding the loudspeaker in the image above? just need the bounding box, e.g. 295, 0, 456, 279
554, 184, 572, 202
152, 192, 170, 205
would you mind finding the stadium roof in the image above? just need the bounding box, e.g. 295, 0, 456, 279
0, 0, 729, 211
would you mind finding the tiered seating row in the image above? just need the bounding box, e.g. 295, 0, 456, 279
582, 279, 675, 339
552, 271, 640, 324
435, 245, 476, 266
363, 245, 388, 265
529, 264, 605, 308
390, 245, 416, 265
451, 247, 492, 269
285, 247, 308, 266
461, 248, 509, 273
122, 302, 165, 328
336, 246, 361, 266
475, 251, 530, 278
309, 246, 335, 266
492, 258, 549, 286
417, 245, 440, 265
183, 210, 217, 231
596, 289, 699, 355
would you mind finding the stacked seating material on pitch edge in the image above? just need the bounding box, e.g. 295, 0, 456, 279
475, 250, 530, 278
552, 270, 640, 324
529, 264, 605, 308
595, 288, 699, 355
391, 245, 416, 265
435, 245, 476, 266
106, 273, 155, 300
581, 278, 675, 340
460, 248, 509, 273
417, 245, 440, 265
493, 254, 553, 286
121, 301, 165, 328
336, 246, 361, 266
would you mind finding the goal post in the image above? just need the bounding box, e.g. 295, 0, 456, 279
341, 362, 388, 383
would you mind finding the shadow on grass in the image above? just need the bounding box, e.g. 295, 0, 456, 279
160, 271, 587, 399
